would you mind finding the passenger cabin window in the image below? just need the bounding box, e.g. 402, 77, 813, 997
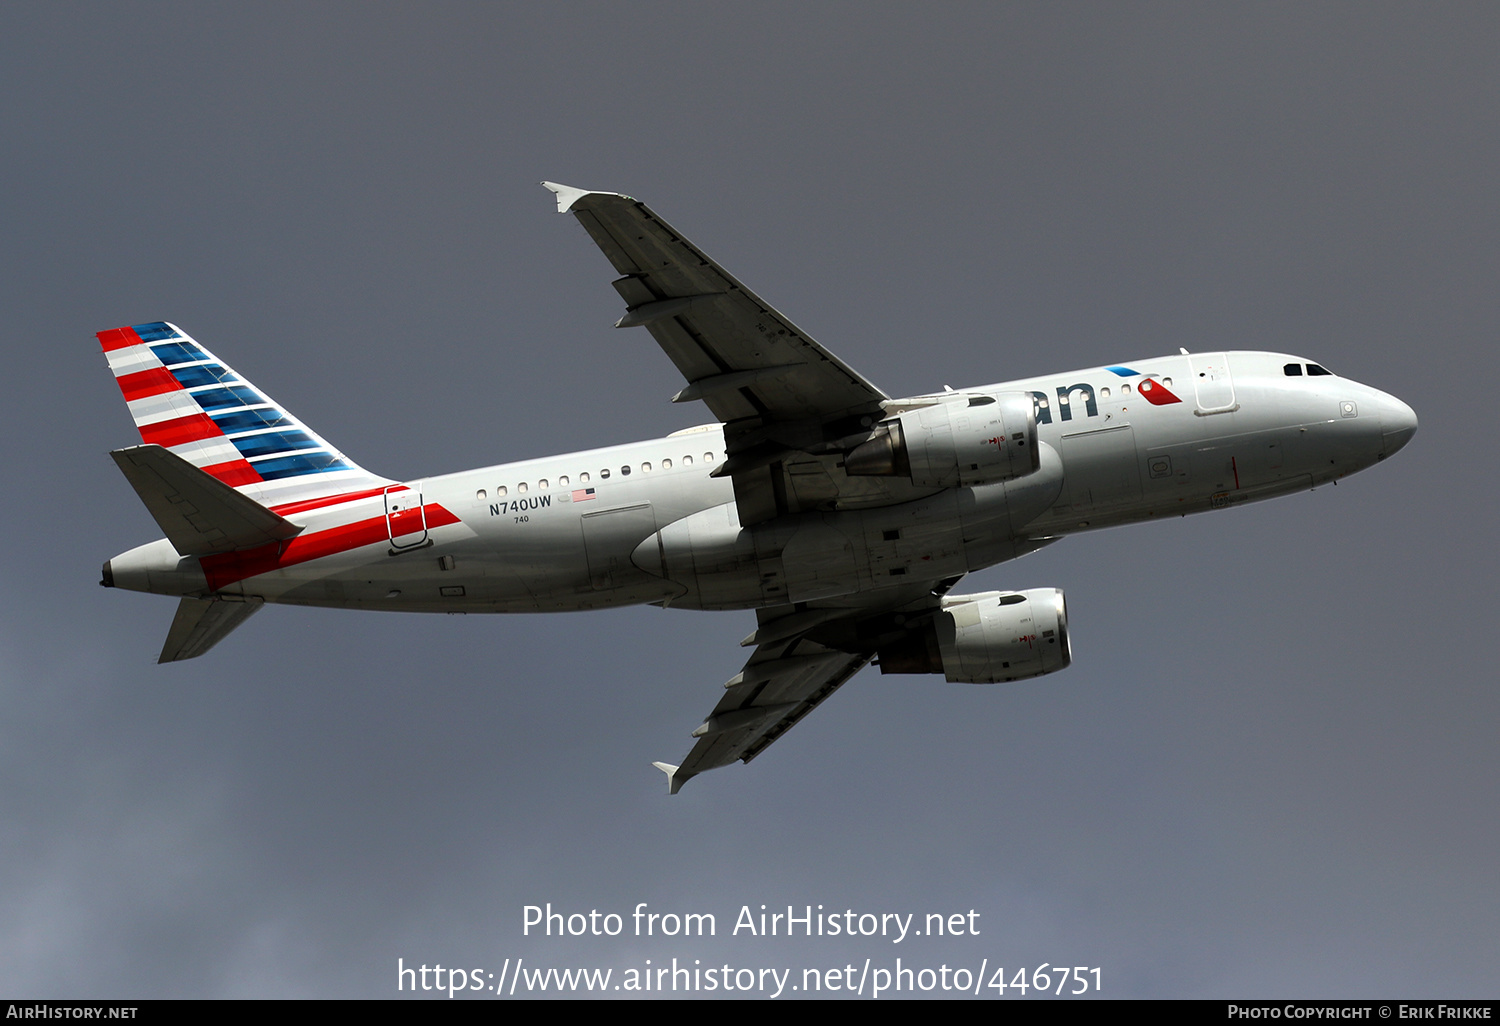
600, 469, 610, 479
704, 452, 715, 462
518, 482, 528, 493
1284, 363, 1303, 376
579, 472, 590, 483
538, 478, 548, 489
683, 455, 693, 464
1307, 364, 1332, 376
662, 459, 672, 469
497, 485, 508, 496
620, 465, 631, 476
475, 488, 487, 501
1100, 387, 1111, 398
1122, 383, 1132, 393
642, 462, 651, 472
559, 475, 569, 486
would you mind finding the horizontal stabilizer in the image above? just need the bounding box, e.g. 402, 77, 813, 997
112, 444, 304, 556
159, 596, 263, 663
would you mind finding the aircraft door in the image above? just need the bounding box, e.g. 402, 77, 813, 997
385, 485, 429, 550
1190, 353, 1237, 412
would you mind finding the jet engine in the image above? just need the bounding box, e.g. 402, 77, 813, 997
877, 588, 1071, 683
845, 392, 1039, 488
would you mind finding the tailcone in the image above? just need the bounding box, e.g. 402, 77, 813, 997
106, 539, 208, 596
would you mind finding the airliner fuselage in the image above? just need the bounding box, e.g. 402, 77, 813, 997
97, 183, 1416, 791
107, 350, 1415, 616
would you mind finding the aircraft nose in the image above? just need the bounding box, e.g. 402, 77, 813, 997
1379, 394, 1418, 457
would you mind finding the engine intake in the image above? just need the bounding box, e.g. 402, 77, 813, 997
845, 392, 1040, 488
877, 588, 1071, 684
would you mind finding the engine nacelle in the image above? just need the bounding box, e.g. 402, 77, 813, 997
845, 392, 1039, 488
877, 588, 1071, 684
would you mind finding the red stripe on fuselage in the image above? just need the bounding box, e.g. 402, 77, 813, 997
139, 412, 221, 447
98, 326, 144, 352
200, 503, 461, 591
269, 485, 400, 516
117, 366, 182, 401
202, 459, 263, 486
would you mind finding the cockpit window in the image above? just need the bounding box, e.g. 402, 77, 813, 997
1284, 363, 1303, 376
1307, 364, 1332, 376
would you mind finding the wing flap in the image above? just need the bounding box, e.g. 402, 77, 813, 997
112, 444, 304, 556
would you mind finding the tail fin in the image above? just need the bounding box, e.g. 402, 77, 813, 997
97, 322, 390, 508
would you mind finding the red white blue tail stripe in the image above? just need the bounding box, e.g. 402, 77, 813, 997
98, 322, 391, 506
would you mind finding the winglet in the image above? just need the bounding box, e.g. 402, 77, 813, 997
651, 761, 685, 796
542, 181, 615, 214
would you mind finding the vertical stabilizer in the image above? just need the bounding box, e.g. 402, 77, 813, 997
97, 322, 391, 509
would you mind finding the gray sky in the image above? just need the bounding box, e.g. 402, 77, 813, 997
1, 2, 1495, 998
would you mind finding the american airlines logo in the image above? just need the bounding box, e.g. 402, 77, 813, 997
1029, 369, 1182, 425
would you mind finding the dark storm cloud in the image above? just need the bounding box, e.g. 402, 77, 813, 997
0, 2, 1494, 997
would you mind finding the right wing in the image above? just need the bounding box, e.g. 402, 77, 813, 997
654, 639, 871, 795
653, 581, 962, 794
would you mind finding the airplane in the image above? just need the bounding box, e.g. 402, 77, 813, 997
98, 182, 1419, 793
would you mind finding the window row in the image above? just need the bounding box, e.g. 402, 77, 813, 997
1033, 379, 1171, 406
476, 452, 719, 500
1100, 378, 1170, 397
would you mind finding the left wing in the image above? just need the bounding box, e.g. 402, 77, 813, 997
544, 182, 888, 425
546, 183, 896, 526
652, 584, 959, 793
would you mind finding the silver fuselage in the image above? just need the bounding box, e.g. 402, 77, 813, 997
107, 350, 1417, 613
